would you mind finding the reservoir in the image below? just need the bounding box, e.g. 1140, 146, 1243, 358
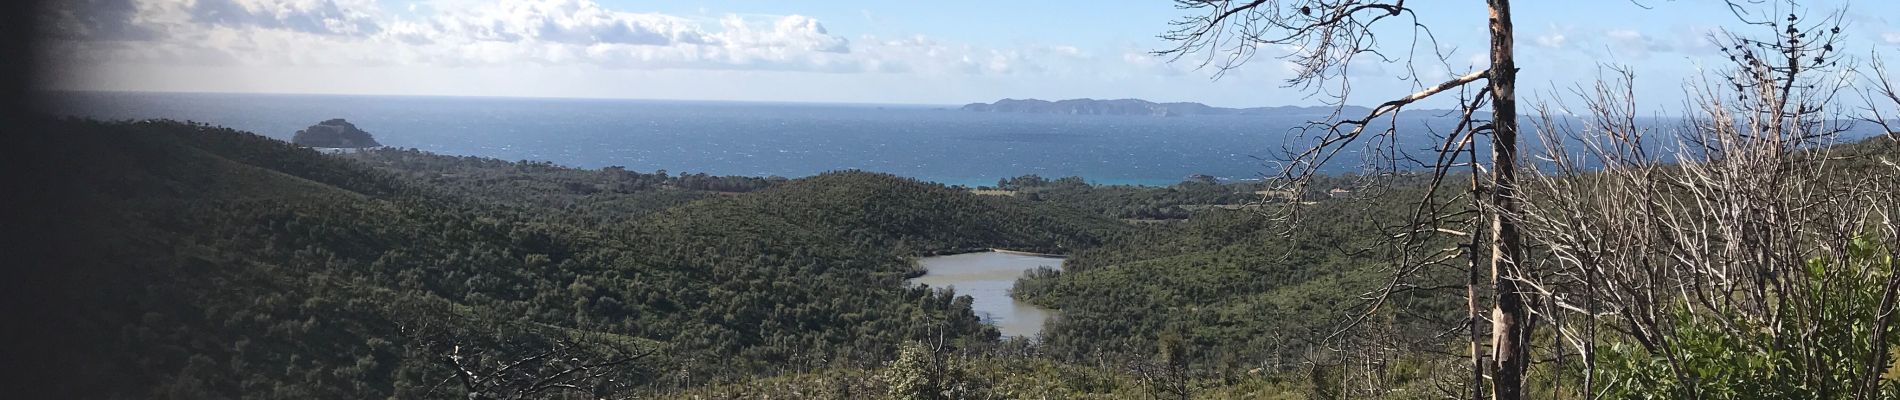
909, 251, 1063, 338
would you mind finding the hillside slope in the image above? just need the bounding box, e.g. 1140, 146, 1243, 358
1016, 187, 1467, 369
10, 119, 1124, 398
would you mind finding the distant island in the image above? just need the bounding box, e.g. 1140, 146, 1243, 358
292, 118, 381, 148
960, 98, 1371, 117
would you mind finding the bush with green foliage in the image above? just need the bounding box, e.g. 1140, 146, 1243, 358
1600, 237, 1900, 399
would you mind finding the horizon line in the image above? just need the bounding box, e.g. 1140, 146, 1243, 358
40, 88, 1405, 111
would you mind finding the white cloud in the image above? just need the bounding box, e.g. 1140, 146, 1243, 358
716, 14, 847, 53
428, 0, 708, 45
187, 0, 383, 36
41, 0, 1106, 76
39, 0, 161, 41
1884, 32, 1900, 44
1604, 28, 1675, 58
43, 0, 1348, 105
1532, 23, 1574, 49
1535, 33, 1567, 48
1605, 29, 1643, 42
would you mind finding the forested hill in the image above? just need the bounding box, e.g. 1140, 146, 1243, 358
647, 171, 1126, 255
14, 118, 1126, 398
24, 118, 1888, 398
1012, 188, 1466, 370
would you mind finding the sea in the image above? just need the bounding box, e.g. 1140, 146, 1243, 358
47, 91, 1473, 187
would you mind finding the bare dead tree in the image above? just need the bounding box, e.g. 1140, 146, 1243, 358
1861, 56, 1900, 139
1157, 0, 1526, 397
1130, 355, 1192, 400
1515, 3, 1900, 397
392, 311, 657, 400
416, 337, 655, 400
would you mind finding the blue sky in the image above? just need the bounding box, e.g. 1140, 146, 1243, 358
37, 0, 1900, 108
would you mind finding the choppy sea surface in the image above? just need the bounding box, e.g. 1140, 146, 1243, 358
47, 91, 1458, 186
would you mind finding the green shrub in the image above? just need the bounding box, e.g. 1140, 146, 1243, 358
1600, 238, 1899, 399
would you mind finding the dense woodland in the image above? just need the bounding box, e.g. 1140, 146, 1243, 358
979, 173, 1393, 221
13, 99, 1900, 399
8, 115, 1486, 398
14, 118, 1130, 398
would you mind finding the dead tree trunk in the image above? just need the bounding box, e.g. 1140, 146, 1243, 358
1157, 1, 1528, 397
1467, 169, 1487, 400
1483, 1, 1528, 399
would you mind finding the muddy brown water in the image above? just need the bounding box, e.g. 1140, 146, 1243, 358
908, 251, 1063, 338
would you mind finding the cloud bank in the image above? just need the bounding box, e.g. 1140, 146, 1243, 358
38, 0, 1184, 77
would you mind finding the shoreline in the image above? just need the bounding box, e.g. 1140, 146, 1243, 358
917, 247, 1068, 259
906, 248, 1066, 338
905, 248, 1066, 280
986, 248, 1067, 258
